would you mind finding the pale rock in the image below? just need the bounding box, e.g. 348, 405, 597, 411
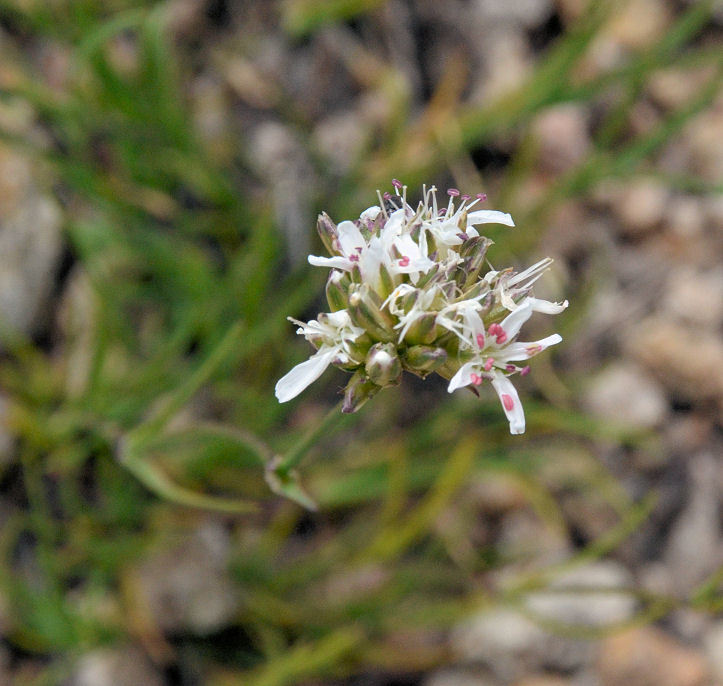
424, 670, 499, 686
662, 265, 723, 328
473, 29, 531, 103
72, 647, 163, 686
525, 561, 637, 629
605, 0, 673, 50
314, 110, 367, 175
583, 362, 668, 429
0, 145, 63, 337
473, 0, 553, 28
532, 105, 591, 174
250, 122, 314, 266
614, 179, 669, 236
137, 520, 239, 634
597, 626, 708, 686
665, 196, 706, 240
703, 621, 723, 683
625, 317, 723, 401
664, 452, 722, 595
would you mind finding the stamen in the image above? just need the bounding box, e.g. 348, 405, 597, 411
505, 364, 515, 372
383, 191, 391, 200
447, 188, 460, 197
461, 194, 471, 201
398, 256, 410, 267
476, 333, 485, 348
501, 394, 514, 411
392, 178, 402, 189
470, 373, 483, 386
520, 365, 531, 376
495, 331, 507, 344
476, 192, 487, 201
484, 357, 494, 371
349, 254, 359, 262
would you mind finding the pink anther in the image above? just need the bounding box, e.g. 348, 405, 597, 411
398, 256, 410, 267
476, 193, 487, 201
501, 394, 514, 411
505, 364, 515, 372
520, 365, 531, 376
495, 331, 507, 344
476, 333, 485, 348
526, 344, 542, 355
391, 178, 402, 189
470, 373, 482, 386
447, 188, 460, 197
461, 194, 471, 200
484, 357, 494, 371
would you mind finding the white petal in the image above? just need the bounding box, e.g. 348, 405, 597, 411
360, 205, 382, 222
308, 254, 352, 270
466, 210, 515, 227
528, 297, 569, 314
275, 347, 338, 403
447, 361, 478, 393
384, 208, 407, 236
499, 300, 533, 340
491, 374, 525, 434
498, 334, 562, 361
337, 220, 366, 256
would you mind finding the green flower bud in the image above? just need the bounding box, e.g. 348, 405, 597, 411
347, 284, 395, 342
316, 212, 338, 255
404, 345, 447, 375
342, 370, 381, 413
404, 312, 438, 345
326, 270, 349, 311
345, 332, 374, 361
365, 342, 402, 386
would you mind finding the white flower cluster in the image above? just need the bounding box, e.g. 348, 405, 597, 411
275, 181, 568, 434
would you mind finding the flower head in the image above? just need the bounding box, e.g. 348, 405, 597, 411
275, 182, 568, 434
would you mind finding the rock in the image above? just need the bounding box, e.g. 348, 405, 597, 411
664, 452, 722, 596
525, 561, 637, 629
583, 362, 668, 429
686, 98, 723, 183
424, 670, 500, 686
450, 562, 636, 680
597, 626, 708, 686
451, 608, 548, 682
625, 317, 723, 402
249, 122, 314, 266
613, 179, 669, 236
532, 105, 591, 174
661, 265, 723, 329
71, 646, 164, 686
664, 196, 707, 242
137, 520, 239, 634
605, 0, 673, 51
472, 0, 553, 29
514, 678, 571, 686
472, 28, 531, 103
703, 621, 723, 683
313, 110, 367, 175
0, 144, 63, 338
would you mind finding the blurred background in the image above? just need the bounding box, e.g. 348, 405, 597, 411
0, 0, 721, 684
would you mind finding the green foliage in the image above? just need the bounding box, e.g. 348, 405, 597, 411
0, 0, 720, 683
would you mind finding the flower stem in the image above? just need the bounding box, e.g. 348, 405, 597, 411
274, 400, 346, 477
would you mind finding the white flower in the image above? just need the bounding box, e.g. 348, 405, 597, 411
276, 180, 568, 431
446, 300, 565, 434
275, 310, 363, 403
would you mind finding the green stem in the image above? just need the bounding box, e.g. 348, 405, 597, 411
274, 400, 346, 477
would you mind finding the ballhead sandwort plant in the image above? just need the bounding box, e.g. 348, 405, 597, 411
276, 181, 568, 435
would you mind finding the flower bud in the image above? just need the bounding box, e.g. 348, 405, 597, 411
460, 237, 493, 289
404, 345, 447, 375
377, 262, 396, 300
347, 284, 395, 342
316, 212, 338, 255
365, 343, 402, 386
326, 270, 349, 311
342, 370, 381, 413
404, 312, 438, 345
